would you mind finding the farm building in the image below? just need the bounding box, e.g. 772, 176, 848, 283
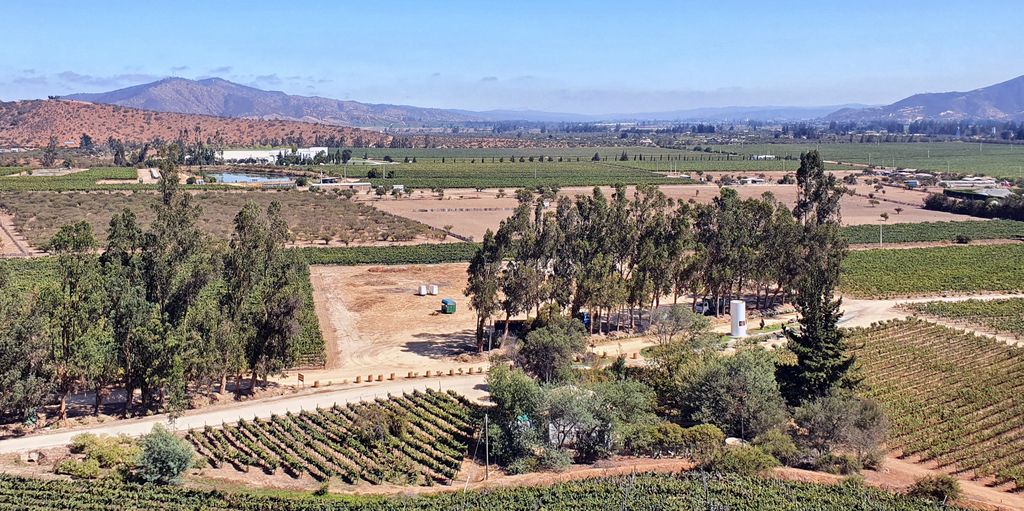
219, 147, 328, 163
739, 177, 766, 185
939, 177, 999, 189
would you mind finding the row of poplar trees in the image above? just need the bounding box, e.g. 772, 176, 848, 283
0, 158, 308, 423
465, 150, 849, 382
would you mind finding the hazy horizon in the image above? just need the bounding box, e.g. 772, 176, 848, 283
3, 0, 1021, 114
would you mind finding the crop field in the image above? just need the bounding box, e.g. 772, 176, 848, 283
0, 190, 434, 248
0, 472, 963, 510
713, 142, 1024, 179
612, 159, 858, 173
189, 389, 476, 485
840, 243, 1024, 297
850, 319, 1024, 489
841, 220, 1024, 244
906, 298, 1024, 338
0, 167, 145, 191
296, 146, 695, 160
296, 242, 478, 265
320, 160, 691, 189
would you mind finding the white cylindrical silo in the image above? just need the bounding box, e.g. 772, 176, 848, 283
730, 300, 747, 337
418, 284, 428, 296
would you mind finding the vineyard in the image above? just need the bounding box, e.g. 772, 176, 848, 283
333, 161, 690, 189
841, 220, 1024, 245
849, 319, 1024, 489
187, 389, 476, 485
295, 242, 479, 265
0, 167, 144, 191
711, 141, 1024, 179
906, 298, 1024, 338
0, 472, 961, 510
840, 243, 1024, 297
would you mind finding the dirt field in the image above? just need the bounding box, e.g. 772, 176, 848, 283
371, 184, 981, 241
307, 263, 488, 382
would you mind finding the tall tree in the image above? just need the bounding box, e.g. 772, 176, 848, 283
465, 230, 502, 351
779, 151, 855, 404
0, 265, 50, 423
42, 221, 108, 421
41, 135, 58, 167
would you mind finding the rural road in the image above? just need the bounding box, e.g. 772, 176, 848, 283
0, 375, 488, 454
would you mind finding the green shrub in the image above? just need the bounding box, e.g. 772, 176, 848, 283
815, 453, 862, 475
702, 445, 779, 476
623, 422, 723, 463
135, 424, 194, 485
68, 433, 139, 470
537, 448, 571, 472
908, 474, 961, 503
55, 458, 101, 479
953, 234, 972, 244
752, 429, 799, 466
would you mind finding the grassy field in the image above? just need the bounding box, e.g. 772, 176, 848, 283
712, 142, 1024, 179
0, 472, 965, 510
840, 243, 1024, 297
850, 319, 1024, 489
906, 298, 1024, 338
841, 220, 1024, 244
0, 190, 435, 248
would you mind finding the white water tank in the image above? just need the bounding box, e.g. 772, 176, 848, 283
418, 285, 428, 296
730, 300, 747, 337
429, 284, 439, 295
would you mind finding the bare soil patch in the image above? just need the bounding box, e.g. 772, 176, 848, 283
370, 184, 981, 242
307, 263, 487, 380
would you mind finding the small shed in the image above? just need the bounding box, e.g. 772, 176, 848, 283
441, 298, 456, 314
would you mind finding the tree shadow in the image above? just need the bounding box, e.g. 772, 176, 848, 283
403, 329, 478, 359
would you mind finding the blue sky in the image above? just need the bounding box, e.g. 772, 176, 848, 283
2, 0, 1021, 114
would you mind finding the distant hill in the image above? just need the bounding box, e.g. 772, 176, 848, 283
0, 99, 391, 147
66, 77, 482, 127
457, 105, 866, 123
827, 75, 1024, 122
64, 77, 865, 125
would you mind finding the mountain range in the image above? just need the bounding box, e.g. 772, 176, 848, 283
60, 78, 874, 125
0, 99, 391, 148
827, 75, 1024, 122
56, 74, 1024, 126
67, 78, 481, 127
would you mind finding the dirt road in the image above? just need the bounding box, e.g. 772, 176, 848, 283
0, 376, 486, 454
0, 212, 37, 257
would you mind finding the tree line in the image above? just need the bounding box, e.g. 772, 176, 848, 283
0, 156, 309, 424
480, 151, 868, 476
465, 151, 845, 350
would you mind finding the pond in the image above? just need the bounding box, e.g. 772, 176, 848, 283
206, 171, 295, 184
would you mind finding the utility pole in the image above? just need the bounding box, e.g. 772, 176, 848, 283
484, 413, 490, 480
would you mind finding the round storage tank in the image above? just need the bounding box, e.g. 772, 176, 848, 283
730, 300, 747, 337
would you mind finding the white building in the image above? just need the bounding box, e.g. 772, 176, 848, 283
219, 147, 328, 163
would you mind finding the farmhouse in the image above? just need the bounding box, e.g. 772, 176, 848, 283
739, 177, 766, 185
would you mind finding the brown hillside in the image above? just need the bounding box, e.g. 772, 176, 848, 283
0, 99, 391, 148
